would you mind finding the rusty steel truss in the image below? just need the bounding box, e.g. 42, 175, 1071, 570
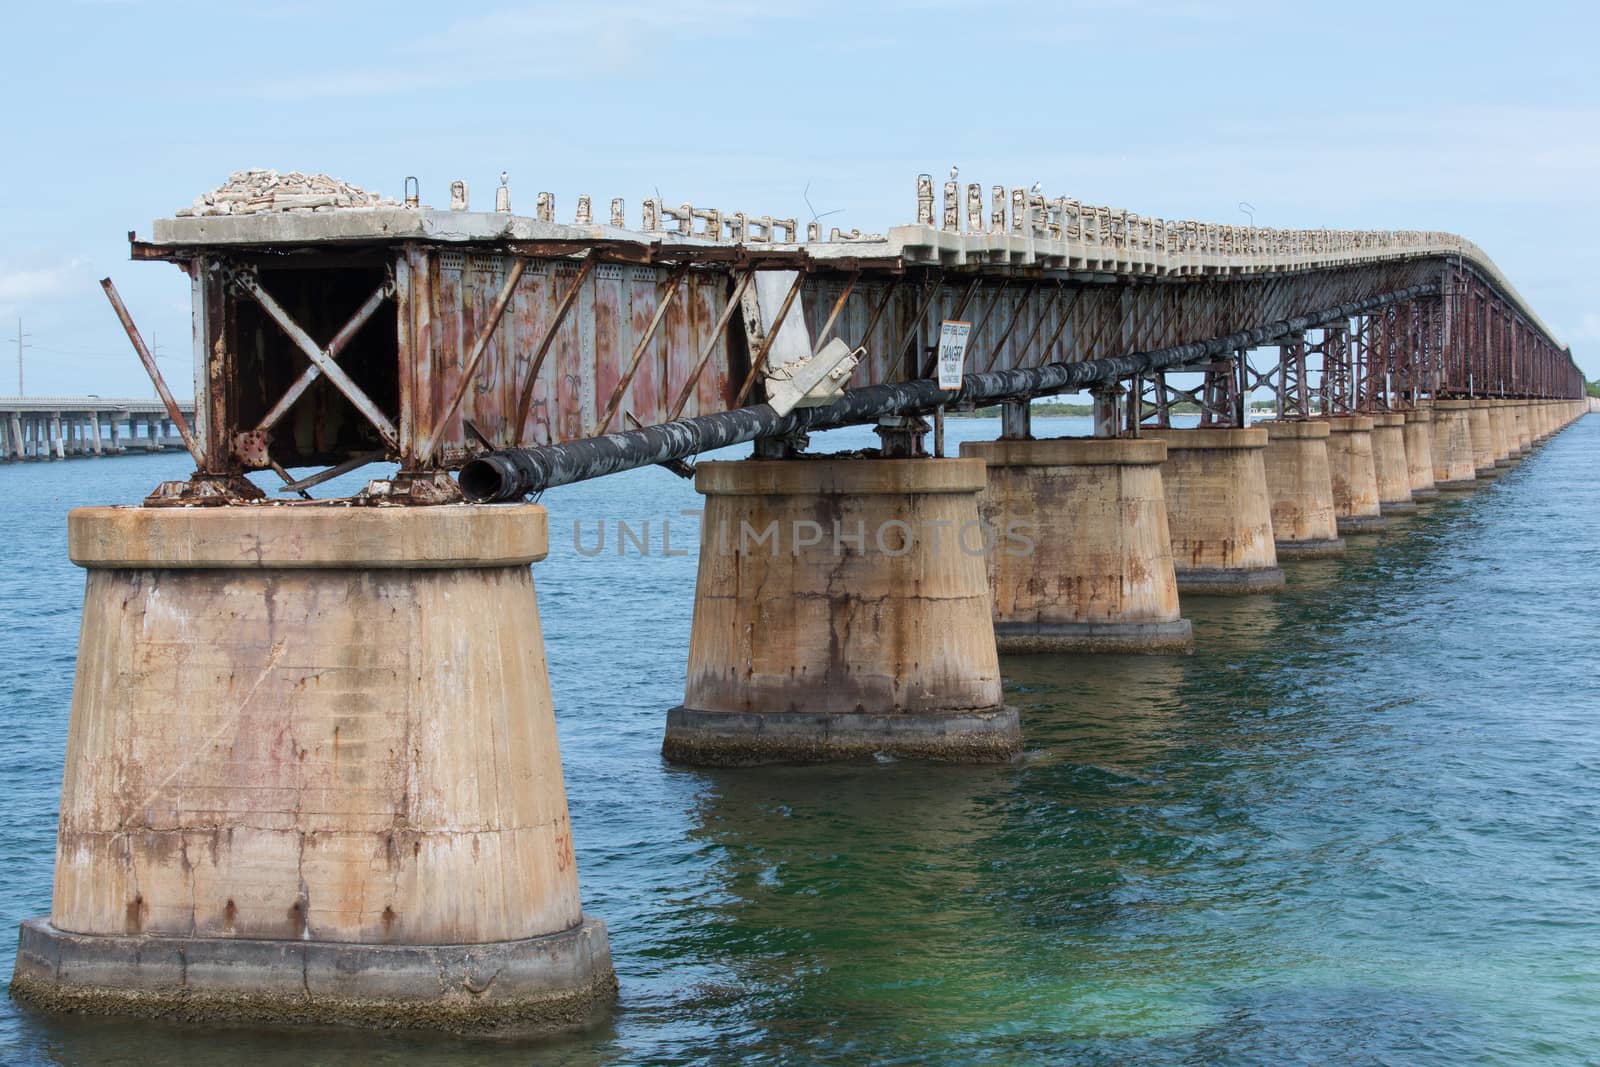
116, 175, 1583, 502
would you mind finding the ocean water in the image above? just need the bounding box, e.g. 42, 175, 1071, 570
1, 416, 1598, 1065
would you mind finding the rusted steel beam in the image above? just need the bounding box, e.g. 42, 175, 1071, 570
1001, 282, 1062, 375
232, 271, 399, 448
255, 280, 392, 434
266, 457, 313, 499
597, 263, 693, 433
421, 257, 528, 463
99, 278, 205, 467
810, 270, 861, 355
1026, 287, 1079, 369
461, 283, 1438, 500
979, 281, 1039, 374
882, 272, 945, 382
512, 253, 598, 443
669, 271, 753, 421
278, 450, 387, 492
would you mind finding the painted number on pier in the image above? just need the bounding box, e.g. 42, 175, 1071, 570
938, 321, 970, 390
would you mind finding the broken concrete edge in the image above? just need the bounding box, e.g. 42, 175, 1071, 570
10, 916, 615, 1037
661, 705, 1021, 767
1173, 566, 1287, 596
994, 619, 1194, 656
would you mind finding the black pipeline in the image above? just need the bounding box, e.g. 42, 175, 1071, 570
459, 283, 1438, 502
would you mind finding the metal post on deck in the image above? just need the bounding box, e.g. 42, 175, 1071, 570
1000, 399, 1031, 440
1091, 382, 1124, 437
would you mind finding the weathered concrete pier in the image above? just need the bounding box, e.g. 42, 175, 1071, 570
960, 435, 1191, 654
10, 167, 1589, 1036
1, 398, 194, 461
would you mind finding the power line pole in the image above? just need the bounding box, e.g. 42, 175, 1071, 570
150, 332, 164, 400
8, 317, 29, 397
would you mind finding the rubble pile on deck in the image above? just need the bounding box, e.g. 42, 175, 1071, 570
176, 170, 397, 216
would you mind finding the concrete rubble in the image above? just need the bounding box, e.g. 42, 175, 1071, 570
176, 169, 398, 217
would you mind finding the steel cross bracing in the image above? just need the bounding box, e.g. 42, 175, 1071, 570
121, 175, 1584, 502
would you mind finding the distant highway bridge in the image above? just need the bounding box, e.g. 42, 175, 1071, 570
0, 397, 193, 461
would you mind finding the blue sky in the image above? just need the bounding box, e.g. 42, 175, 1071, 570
2, 0, 1596, 397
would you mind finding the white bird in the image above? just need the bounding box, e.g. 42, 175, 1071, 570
950, 165, 959, 181
500, 170, 509, 187
1031, 181, 1043, 194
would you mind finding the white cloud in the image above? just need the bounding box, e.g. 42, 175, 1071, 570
246, 0, 806, 99
0, 259, 89, 317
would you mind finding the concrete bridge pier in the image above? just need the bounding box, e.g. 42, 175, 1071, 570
1490, 401, 1518, 465
1401, 408, 1439, 500
1369, 413, 1416, 514
1259, 420, 1344, 558
1431, 400, 1478, 490
1139, 428, 1284, 594
960, 436, 1192, 654
1325, 416, 1387, 534
13, 504, 617, 1034
1512, 402, 1532, 455
664, 457, 1018, 766
1469, 401, 1501, 476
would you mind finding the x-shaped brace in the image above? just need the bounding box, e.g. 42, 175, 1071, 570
231, 269, 399, 449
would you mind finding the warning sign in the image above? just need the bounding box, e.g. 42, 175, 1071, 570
937, 320, 970, 390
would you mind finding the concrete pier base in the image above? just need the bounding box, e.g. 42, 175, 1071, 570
1259, 420, 1344, 559
12, 504, 616, 1035
13, 915, 613, 1033
1469, 401, 1501, 476
1325, 416, 1387, 534
1490, 401, 1517, 465
1513, 402, 1533, 454
960, 437, 1192, 655
1140, 428, 1284, 594
665, 458, 1018, 766
1369, 412, 1416, 514
1402, 408, 1439, 500
1431, 400, 1478, 490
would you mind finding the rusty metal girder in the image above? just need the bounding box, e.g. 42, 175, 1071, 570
130, 203, 1582, 499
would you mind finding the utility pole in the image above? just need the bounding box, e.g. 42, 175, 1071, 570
8, 317, 28, 397
150, 332, 164, 400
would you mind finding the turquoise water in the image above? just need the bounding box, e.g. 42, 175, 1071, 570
2, 416, 1598, 1065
